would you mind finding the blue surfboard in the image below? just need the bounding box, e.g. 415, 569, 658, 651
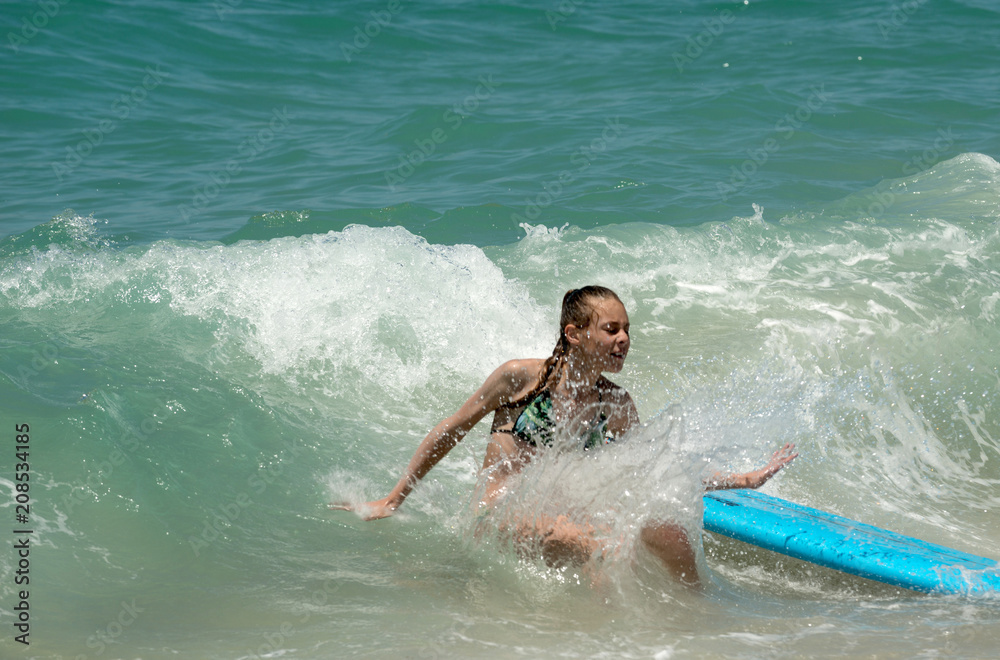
703, 489, 1000, 596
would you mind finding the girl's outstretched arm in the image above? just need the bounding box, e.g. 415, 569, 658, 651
330, 360, 534, 520
704, 443, 798, 491
330, 416, 473, 520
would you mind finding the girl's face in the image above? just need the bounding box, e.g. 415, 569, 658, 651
572, 298, 630, 373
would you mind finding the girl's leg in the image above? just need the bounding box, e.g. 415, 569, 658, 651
640, 521, 699, 585
514, 514, 603, 566
509, 514, 700, 586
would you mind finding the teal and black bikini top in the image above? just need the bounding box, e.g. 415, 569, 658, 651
509, 389, 614, 450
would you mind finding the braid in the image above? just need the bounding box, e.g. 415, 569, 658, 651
506, 285, 621, 409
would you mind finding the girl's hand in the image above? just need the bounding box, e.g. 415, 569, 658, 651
704, 442, 798, 491
748, 442, 798, 489
329, 496, 399, 521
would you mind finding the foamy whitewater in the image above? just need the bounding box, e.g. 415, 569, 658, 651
3, 1, 1000, 658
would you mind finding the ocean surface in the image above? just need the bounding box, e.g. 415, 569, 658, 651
3, 0, 1000, 657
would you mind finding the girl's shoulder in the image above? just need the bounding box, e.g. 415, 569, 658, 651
485, 358, 548, 405
496, 358, 548, 382
596, 375, 630, 401
596, 376, 639, 435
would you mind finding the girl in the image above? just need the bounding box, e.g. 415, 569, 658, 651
333, 285, 797, 584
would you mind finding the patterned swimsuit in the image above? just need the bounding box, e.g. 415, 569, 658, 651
509, 389, 614, 450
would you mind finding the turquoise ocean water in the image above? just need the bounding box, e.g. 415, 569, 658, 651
3, 0, 1000, 657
